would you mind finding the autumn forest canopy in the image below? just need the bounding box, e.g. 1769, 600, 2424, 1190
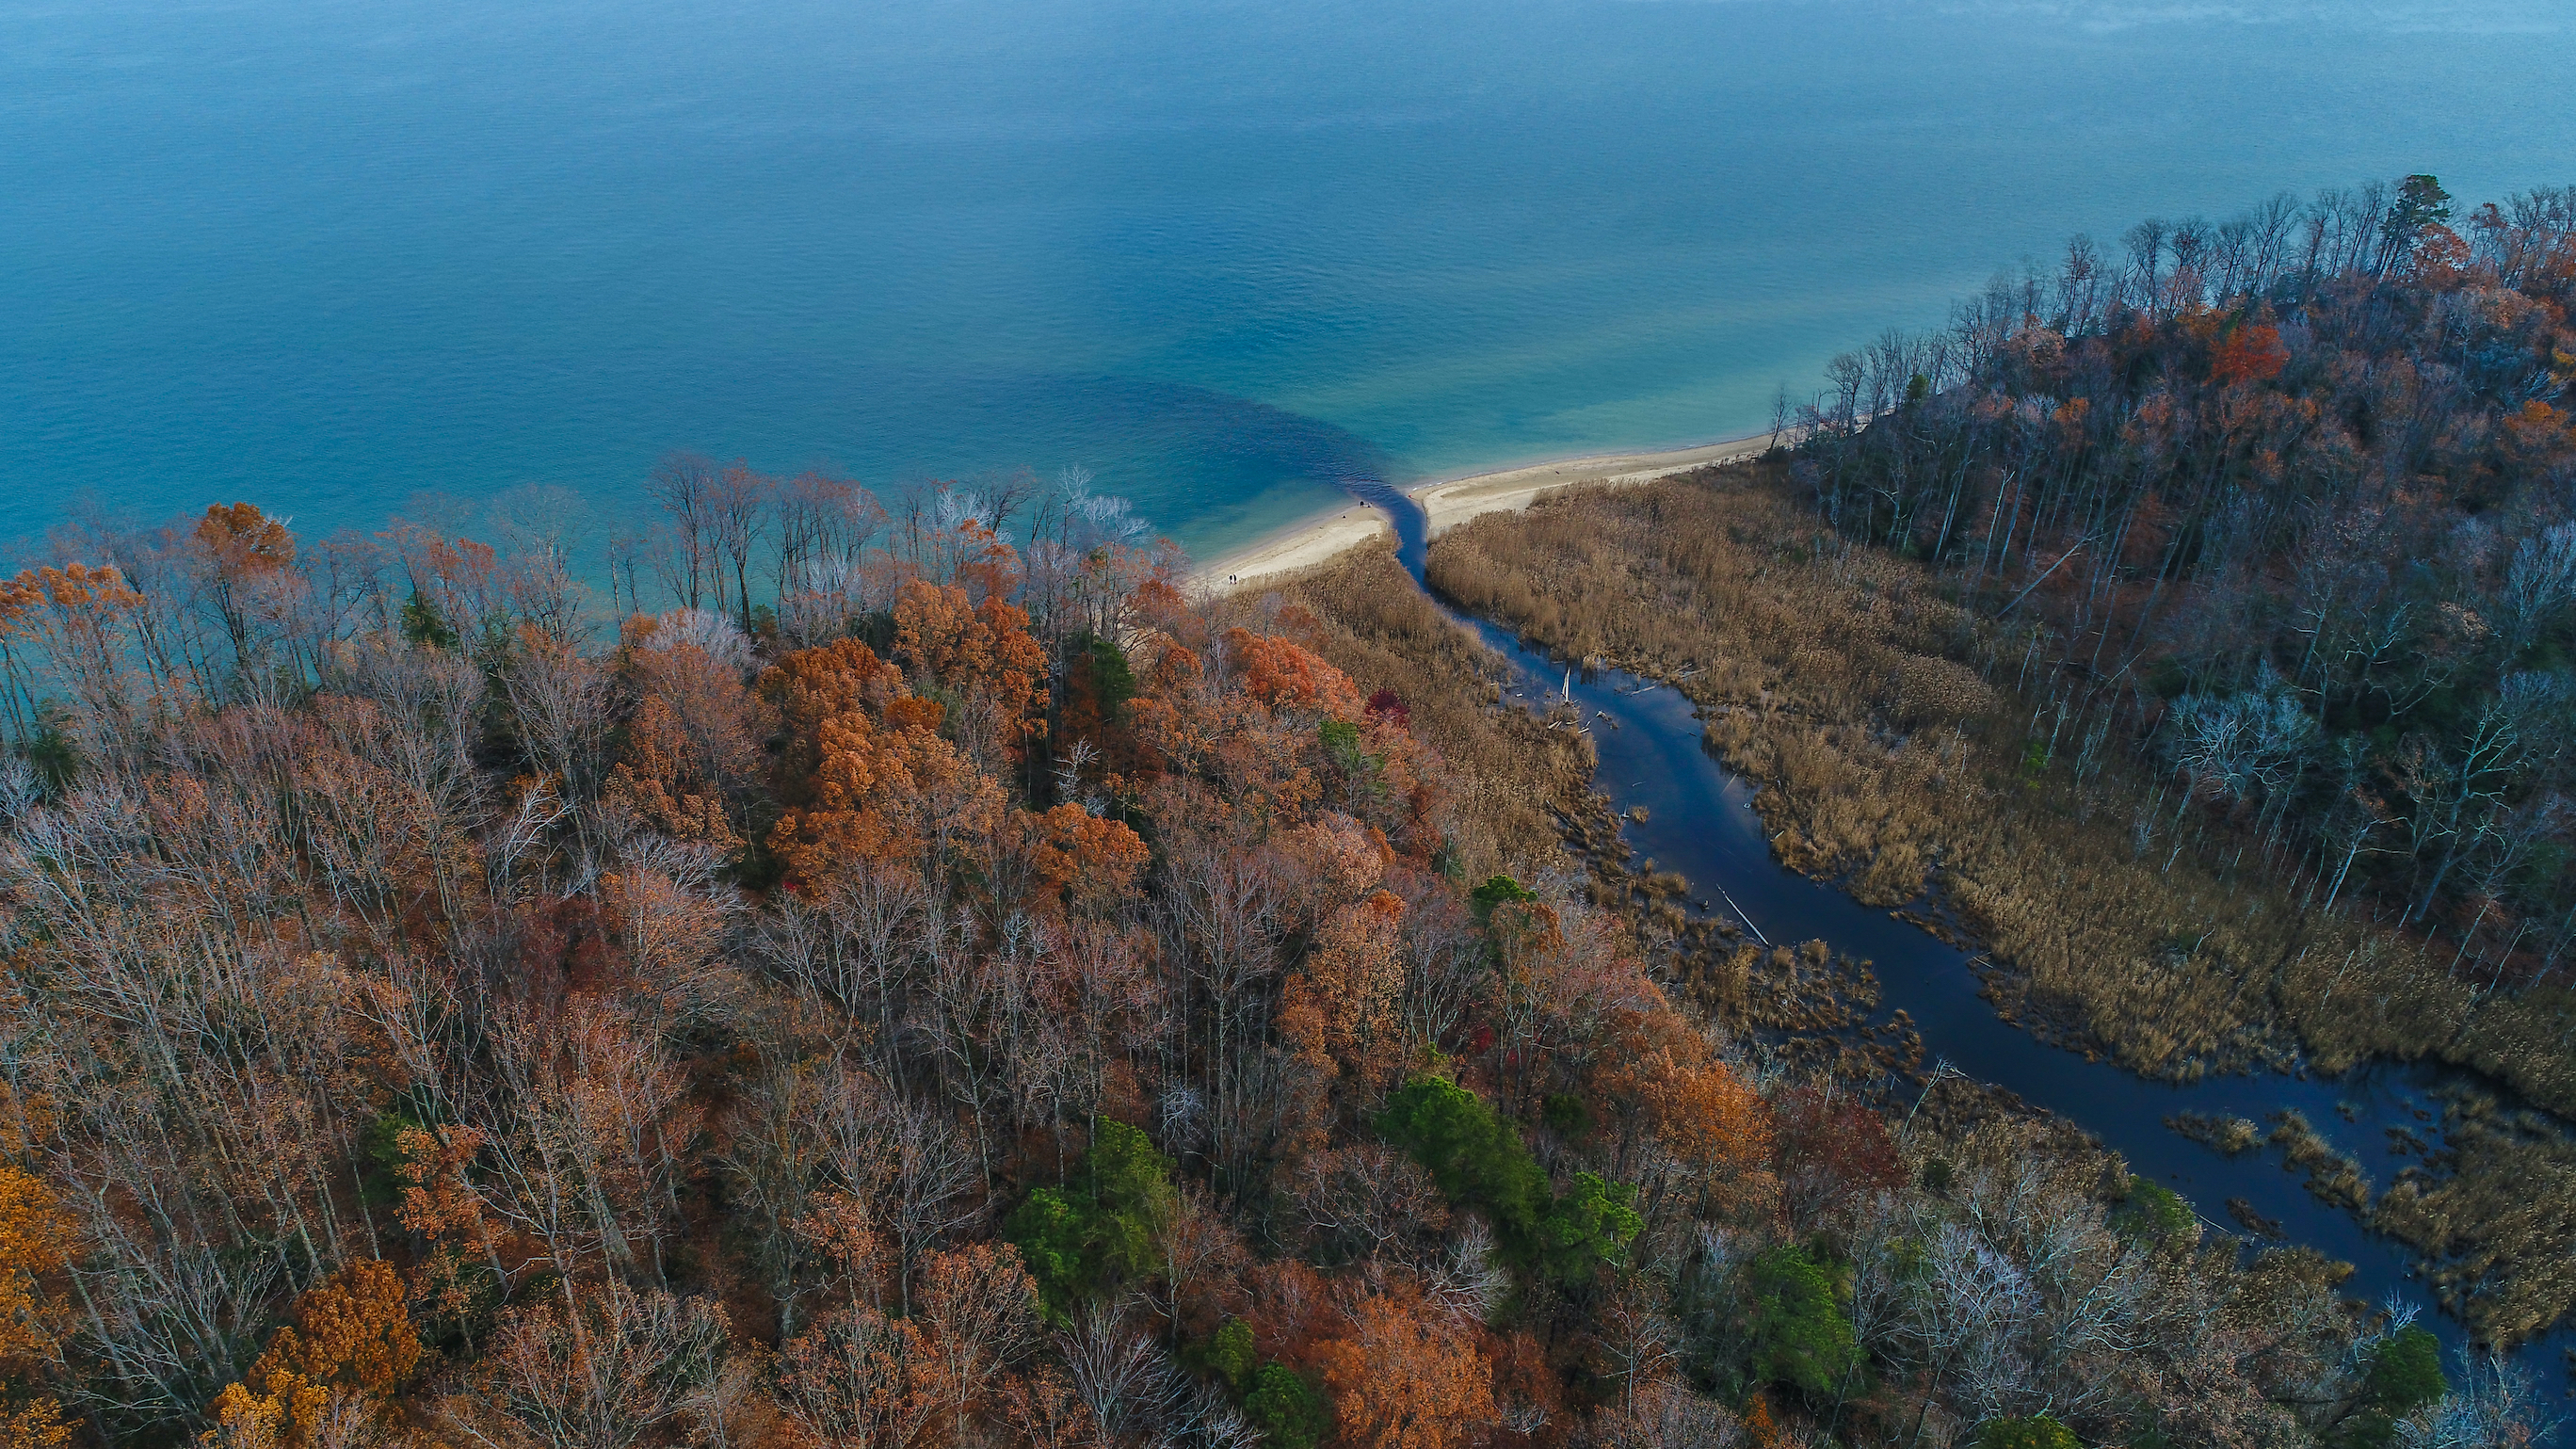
0, 173, 2567, 1449
1787, 176, 2576, 986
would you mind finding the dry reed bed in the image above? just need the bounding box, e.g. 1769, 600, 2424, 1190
1423, 465, 2576, 1345
2265, 1110, 2375, 1212
2373, 1088, 2576, 1344
2170, 1111, 2265, 1156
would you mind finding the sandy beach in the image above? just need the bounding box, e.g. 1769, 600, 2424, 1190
1409, 433, 1771, 538
1191, 503, 1395, 593
1194, 432, 1770, 593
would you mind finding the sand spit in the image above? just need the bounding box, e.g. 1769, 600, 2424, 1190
1194, 432, 1770, 595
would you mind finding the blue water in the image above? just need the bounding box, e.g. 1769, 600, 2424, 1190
6, 0, 2573, 558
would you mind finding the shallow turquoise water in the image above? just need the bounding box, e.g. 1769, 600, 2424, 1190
5, 0, 2572, 558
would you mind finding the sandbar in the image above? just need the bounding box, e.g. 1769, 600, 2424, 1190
1410, 433, 1770, 538
1193, 432, 1770, 595
1191, 504, 1394, 594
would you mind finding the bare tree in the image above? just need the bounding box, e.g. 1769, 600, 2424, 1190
647, 453, 720, 612
706, 463, 770, 629
440, 1279, 733, 1449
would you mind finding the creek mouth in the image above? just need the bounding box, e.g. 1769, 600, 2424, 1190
1328, 471, 2573, 1395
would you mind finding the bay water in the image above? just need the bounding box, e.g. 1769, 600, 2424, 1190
7, 0, 2573, 556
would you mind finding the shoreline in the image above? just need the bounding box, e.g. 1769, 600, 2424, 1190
1192, 430, 1773, 594
1190, 501, 1397, 596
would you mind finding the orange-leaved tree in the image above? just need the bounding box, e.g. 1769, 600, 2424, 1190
894, 578, 1049, 763
2208, 318, 2289, 388
776, 1205, 956, 1449
777, 1299, 945, 1449
605, 622, 765, 849
0, 1163, 73, 1446
194, 502, 297, 576
762, 636, 1003, 888
0, 562, 157, 740
1221, 629, 1362, 720
1021, 803, 1151, 915
193, 502, 301, 668
1312, 1279, 1496, 1449
1594, 1004, 1775, 1179
0, 1163, 71, 1367
392, 1124, 493, 1337
762, 636, 909, 799
1278, 889, 1410, 1098
202, 1258, 421, 1448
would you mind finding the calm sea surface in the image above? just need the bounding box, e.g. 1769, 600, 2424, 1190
6, 0, 2573, 557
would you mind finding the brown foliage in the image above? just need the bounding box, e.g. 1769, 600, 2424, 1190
894, 578, 1048, 760
608, 629, 764, 848
1770, 1086, 1904, 1230
1278, 889, 1410, 1099
1312, 1280, 1496, 1449
1610, 1031, 1775, 1186
1276, 545, 1587, 883
1019, 803, 1151, 915
762, 636, 1002, 888
1222, 628, 1364, 721
195, 503, 297, 574
775, 1241, 1047, 1449
0, 1164, 72, 1370
0, 1160, 70, 1443
3, 456, 2504, 1442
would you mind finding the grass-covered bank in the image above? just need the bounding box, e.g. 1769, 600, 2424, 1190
1268, 547, 1591, 886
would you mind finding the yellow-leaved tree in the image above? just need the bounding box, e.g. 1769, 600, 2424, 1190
0, 1163, 75, 1447
201, 1259, 421, 1449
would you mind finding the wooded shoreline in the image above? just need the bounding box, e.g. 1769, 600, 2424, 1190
0, 174, 2565, 1448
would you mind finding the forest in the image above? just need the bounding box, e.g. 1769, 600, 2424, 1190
1782, 176, 2576, 990
0, 184, 2561, 1448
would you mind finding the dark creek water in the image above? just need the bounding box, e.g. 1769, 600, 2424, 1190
1337, 476, 2574, 1397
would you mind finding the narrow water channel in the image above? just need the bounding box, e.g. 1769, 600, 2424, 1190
1330, 475, 2573, 1398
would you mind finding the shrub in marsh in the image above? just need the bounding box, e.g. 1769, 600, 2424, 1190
2110, 1175, 2198, 1247
1975, 1415, 2080, 1449
2333, 1325, 2445, 1449
2360, 1325, 2446, 1416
